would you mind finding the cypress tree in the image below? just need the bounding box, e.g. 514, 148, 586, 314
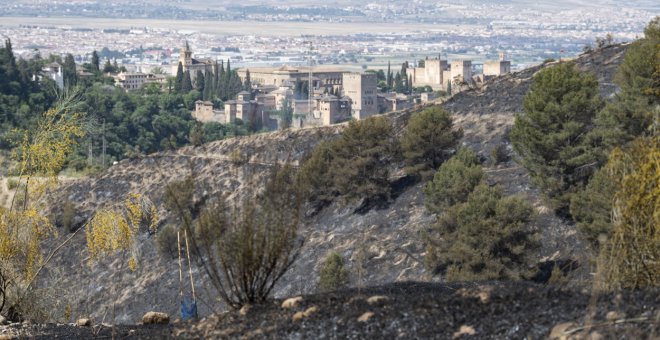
203, 72, 213, 100
195, 70, 205, 93
63, 53, 78, 88
174, 62, 184, 93
182, 70, 193, 93
103, 59, 113, 73
228, 71, 243, 100
244, 69, 252, 91
0, 38, 18, 91
216, 60, 225, 100
386, 61, 392, 88
394, 72, 403, 93
91, 50, 100, 72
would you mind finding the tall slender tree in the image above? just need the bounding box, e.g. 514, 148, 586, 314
63, 53, 77, 88
386, 61, 392, 88
174, 62, 184, 93
182, 70, 193, 93
244, 69, 252, 91
215, 60, 225, 100
195, 70, 205, 93
91, 50, 100, 72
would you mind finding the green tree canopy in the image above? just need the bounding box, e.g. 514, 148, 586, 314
511, 62, 604, 214
424, 148, 484, 214
298, 116, 398, 208
425, 184, 537, 281
400, 106, 463, 180
590, 17, 660, 150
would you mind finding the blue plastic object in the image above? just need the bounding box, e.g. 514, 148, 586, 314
180, 296, 198, 320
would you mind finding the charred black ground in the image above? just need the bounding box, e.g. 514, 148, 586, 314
2, 281, 657, 339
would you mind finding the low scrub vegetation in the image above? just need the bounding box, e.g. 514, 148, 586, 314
318, 252, 349, 293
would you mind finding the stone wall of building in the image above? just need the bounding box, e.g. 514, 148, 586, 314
342, 72, 377, 120
483, 60, 511, 76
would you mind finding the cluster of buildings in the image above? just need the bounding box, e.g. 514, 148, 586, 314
40, 43, 511, 132
188, 48, 511, 130
192, 70, 382, 131
409, 53, 511, 91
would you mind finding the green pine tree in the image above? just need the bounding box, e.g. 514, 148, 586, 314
510, 62, 604, 214
425, 184, 537, 281
400, 106, 463, 180
424, 148, 484, 214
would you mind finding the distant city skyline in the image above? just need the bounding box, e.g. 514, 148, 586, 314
0, 0, 656, 74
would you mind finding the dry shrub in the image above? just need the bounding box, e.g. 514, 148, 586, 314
60, 200, 76, 233
186, 163, 303, 308
229, 150, 247, 166
597, 138, 659, 290
156, 224, 180, 260
490, 143, 510, 165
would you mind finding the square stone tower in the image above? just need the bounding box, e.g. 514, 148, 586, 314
342, 72, 378, 120
450, 60, 472, 83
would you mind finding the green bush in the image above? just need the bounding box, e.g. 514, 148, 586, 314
425, 184, 538, 281
400, 106, 463, 180
424, 148, 484, 214
510, 62, 604, 214
6, 178, 18, 190
318, 252, 349, 292
297, 141, 336, 206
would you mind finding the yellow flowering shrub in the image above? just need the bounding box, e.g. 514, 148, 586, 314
86, 194, 158, 270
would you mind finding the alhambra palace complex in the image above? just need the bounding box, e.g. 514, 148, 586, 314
113, 42, 511, 131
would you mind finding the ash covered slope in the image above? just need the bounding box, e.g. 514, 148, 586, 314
41, 44, 628, 323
